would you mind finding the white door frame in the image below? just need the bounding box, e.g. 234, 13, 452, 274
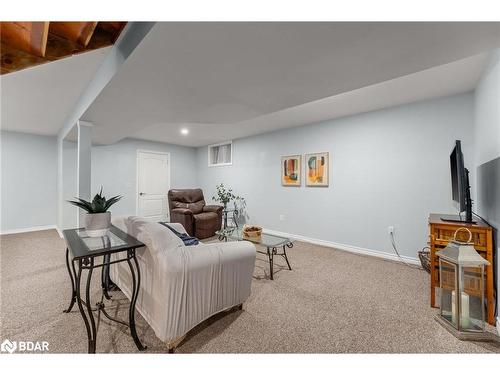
136, 149, 171, 217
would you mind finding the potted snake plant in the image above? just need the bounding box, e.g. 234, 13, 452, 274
68, 187, 121, 237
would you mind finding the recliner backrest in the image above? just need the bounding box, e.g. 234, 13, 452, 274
168, 189, 206, 215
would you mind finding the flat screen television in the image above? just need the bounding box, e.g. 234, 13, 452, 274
441, 140, 475, 223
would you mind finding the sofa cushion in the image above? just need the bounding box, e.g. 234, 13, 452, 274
112, 215, 184, 253
159, 222, 200, 246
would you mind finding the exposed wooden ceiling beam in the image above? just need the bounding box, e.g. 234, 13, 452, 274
49, 22, 98, 47
1, 41, 47, 73
0, 22, 49, 57
1, 32, 103, 74
97, 22, 127, 43
1, 21, 127, 75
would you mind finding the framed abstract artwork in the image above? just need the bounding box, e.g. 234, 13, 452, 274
281, 155, 301, 186
305, 152, 329, 187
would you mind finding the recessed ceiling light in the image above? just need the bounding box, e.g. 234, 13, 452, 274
180, 128, 189, 135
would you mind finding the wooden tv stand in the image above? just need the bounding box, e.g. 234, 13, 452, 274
428, 213, 495, 325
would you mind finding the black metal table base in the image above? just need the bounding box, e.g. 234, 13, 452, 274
222, 209, 239, 230
64, 247, 146, 353
257, 242, 293, 280
219, 235, 293, 280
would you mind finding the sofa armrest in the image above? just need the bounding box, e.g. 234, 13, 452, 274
203, 205, 223, 213
201, 240, 256, 261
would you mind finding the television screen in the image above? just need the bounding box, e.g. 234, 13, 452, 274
442, 139, 474, 223
449, 140, 465, 211
450, 145, 460, 204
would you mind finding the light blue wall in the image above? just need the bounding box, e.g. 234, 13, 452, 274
1, 132, 58, 232
473, 49, 500, 321
62, 140, 78, 229
91, 138, 198, 217
2, 134, 198, 231
0, 91, 490, 275
196, 93, 475, 259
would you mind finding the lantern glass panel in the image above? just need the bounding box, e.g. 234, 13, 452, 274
460, 265, 485, 332
439, 259, 458, 329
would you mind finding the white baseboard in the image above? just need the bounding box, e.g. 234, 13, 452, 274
264, 228, 421, 266
497, 317, 500, 336
0, 225, 58, 236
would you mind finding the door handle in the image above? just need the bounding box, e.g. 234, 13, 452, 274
139, 192, 146, 196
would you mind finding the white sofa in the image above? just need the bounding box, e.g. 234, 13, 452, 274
110, 216, 256, 349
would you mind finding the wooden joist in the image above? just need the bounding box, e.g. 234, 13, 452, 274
49, 22, 98, 47
1, 41, 47, 73
0, 21, 127, 75
97, 22, 127, 43
0, 22, 49, 57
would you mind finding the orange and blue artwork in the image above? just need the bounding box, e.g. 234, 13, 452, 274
306, 152, 329, 186
281, 155, 301, 186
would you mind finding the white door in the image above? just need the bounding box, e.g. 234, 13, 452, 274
137, 151, 170, 221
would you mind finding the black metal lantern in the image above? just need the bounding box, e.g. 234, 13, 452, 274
435, 228, 496, 341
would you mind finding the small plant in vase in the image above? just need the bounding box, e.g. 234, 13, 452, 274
212, 183, 244, 210
68, 187, 121, 237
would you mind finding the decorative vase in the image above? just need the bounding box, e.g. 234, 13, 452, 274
85, 212, 111, 237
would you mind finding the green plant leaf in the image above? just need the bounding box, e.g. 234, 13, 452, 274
103, 195, 122, 211
67, 188, 122, 214
67, 199, 94, 213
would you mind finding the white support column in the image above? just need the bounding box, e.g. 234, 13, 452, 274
77, 121, 92, 227
56, 135, 64, 235
58, 22, 155, 141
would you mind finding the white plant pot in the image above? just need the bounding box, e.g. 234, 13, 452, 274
85, 212, 111, 237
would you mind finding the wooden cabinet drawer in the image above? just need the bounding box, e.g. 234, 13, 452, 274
432, 227, 487, 247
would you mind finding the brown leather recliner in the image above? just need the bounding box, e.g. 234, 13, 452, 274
168, 189, 223, 239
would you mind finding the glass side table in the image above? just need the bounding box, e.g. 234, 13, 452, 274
62, 225, 146, 353
216, 227, 293, 280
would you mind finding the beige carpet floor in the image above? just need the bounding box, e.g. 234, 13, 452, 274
1, 229, 499, 353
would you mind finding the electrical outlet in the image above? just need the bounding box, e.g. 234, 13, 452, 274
279, 214, 286, 221
388, 226, 395, 235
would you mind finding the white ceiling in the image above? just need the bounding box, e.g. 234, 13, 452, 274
2, 23, 500, 146
130, 53, 489, 147
0, 47, 111, 136
82, 22, 500, 146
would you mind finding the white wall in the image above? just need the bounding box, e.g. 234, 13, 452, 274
1, 132, 58, 232
473, 49, 500, 323
196, 93, 475, 259
91, 138, 198, 217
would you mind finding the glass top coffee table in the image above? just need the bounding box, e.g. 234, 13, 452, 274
216, 228, 293, 280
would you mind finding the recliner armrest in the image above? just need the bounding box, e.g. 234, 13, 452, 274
203, 205, 223, 213
170, 208, 195, 236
